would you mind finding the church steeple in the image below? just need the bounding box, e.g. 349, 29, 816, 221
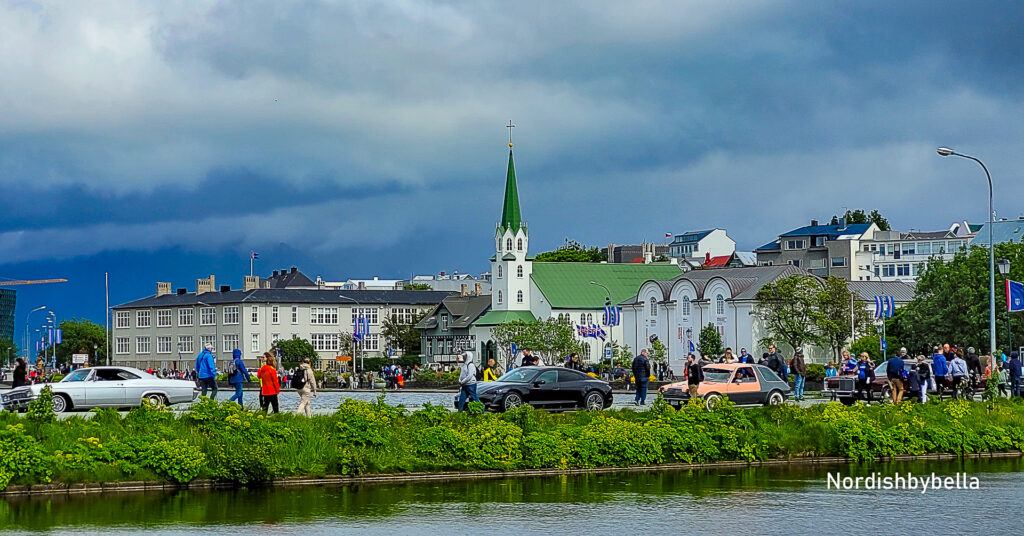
499, 148, 522, 233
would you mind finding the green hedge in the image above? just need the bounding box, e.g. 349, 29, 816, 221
2, 395, 1023, 490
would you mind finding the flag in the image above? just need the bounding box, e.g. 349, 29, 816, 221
688, 341, 695, 352
251, 251, 259, 260
1008, 279, 1024, 312
54, 329, 62, 344
603, 305, 620, 326
874, 296, 895, 318
665, 233, 672, 239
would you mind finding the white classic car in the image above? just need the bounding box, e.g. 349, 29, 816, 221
0, 366, 199, 412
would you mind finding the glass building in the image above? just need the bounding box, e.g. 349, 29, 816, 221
0, 289, 14, 343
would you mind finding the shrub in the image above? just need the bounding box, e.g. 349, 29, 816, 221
144, 440, 205, 483
0, 424, 53, 489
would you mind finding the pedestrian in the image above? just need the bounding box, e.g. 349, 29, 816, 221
855, 352, 875, 402
906, 364, 922, 403
195, 343, 219, 400
737, 348, 755, 364
825, 362, 838, 377
840, 350, 857, 375
722, 348, 735, 364
227, 348, 252, 406
685, 353, 703, 401
293, 357, 318, 417
790, 347, 807, 401
520, 348, 538, 367
886, 348, 907, 404
765, 343, 787, 381
1006, 351, 1022, 398
916, 355, 930, 403
482, 357, 502, 381
758, 352, 768, 365
565, 353, 585, 371
930, 346, 948, 400
631, 348, 652, 406
456, 351, 480, 412
11, 358, 27, 388
950, 351, 969, 400
258, 353, 281, 413
965, 347, 983, 391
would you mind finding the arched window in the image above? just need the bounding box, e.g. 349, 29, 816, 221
517, 290, 524, 303
649, 297, 658, 317
716, 294, 725, 315
580, 313, 586, 324
506, 238, 513, 251
497, 265, 502, 278
517, 238, 523, 251
586, 313, 593, 324
516, 265, 523, 278
681, 296, 691, 316
582, 343, 591, 359
498, 291, 503, 304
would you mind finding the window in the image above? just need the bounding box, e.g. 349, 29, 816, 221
200, 307, 216, 326
498, 291, 503, 303
223, 306, 239, 325
363, 333, 380, 351
874, 265, 880, 277
716, 294, 725, 315
902, 243, 915, 256
251, 333, 260, 352
788, 259, 801, 267
813, 236, 825, 247
786, 239, 804, 250
681, 296, 691, 316
580, 313, 587, 324
291, 306, 298, 324
831, 257, 846, 267
115, 311, 130, 329
517, 238, 523, 250
251, 306, 259, 324
882, 264, 895, 277
136, 310, 150, 328
391, 308, 416, 324
517, 290, 524, 303
933, 241, 945, 254
201, 335, 216, 351
948, 240, 962, 252
506, 238, 513, 251
918, 242, 931, 255
517, 265, 523, 278
586, 313, 593, 324
178, 308, 194, 327
351, 307, 379, 325
136, 336, 151, 354
222, 334, 239, 353
311, 333, 339, 351
427, 339, 433, 356
897, 264, 911, 277
157, 309, 172, 327
178, 335, 194, 354
649, 298, 658, 317
497, 265, 502, 278
271, 306, 279, 324
115, 337, 130, 354
441, 314, 449, 331
810, 258, 826, 269
272, 333, 280, 344
311, 307, 339, 325
912, 264, 920, 276
157, 336, 172, 354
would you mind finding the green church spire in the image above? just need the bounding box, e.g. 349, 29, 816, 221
499, 148, 523, 233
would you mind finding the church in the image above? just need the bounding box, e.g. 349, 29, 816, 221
466, 142, 683, 364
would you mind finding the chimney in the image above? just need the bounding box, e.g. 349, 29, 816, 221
196, 275, 215, 294
811, 219, 818, 226
156, 282, 172, 296
272, 270, 279, 277
461, 283, 468, 296
358, 281, 366, 290
291, 267, 297, 273
838, 217, 846, 230
243, 275, 260, 291
474, 283, 482, 295
440, 271, 446, 277
607, 243, 615, 263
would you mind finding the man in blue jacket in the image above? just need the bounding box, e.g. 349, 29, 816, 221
1007, 351, 1022, 398
886, 349, 907, 404
227, 348, 252, 406
195, 343, 218, 400
931, 346, 948, 400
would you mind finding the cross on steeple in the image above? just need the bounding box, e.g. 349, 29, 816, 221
507, 120, 515, 147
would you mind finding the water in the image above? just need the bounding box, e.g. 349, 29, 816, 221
1, 457, 1019, 535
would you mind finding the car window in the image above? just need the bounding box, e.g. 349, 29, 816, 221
733, 367, 757, 383
497, 369, 537, 383
117, 370, 141, 380
95, 369, 129, 381
703, 368, 731, 382
536, 370, 557, 384
558, 369, 586, 383
62, 369, 91, 382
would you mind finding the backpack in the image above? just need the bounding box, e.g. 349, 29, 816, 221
227, 359, 238, 376
290, 370, 307, 390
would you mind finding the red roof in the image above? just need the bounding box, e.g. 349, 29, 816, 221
704, 255, 731, 267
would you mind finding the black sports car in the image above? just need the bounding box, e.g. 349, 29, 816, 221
454, 366, 614, 412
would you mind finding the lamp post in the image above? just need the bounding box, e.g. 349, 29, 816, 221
589, 281, 614, 370
24, 306, 47, 361
337, 294, 363, 374
937, 147, 996, 357
998, 258, 1011, 360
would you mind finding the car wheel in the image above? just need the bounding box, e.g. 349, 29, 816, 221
501, 392, 524, 412
584, 391, 604, 411
145, 394, 166, 407
704, 393, 721, 411
52, 394, 69, 413
766, 390, 784, 406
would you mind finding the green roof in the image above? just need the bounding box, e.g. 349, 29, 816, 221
531, 262, 683, 309
475, 310, 536, 326
499, 149, 523, 233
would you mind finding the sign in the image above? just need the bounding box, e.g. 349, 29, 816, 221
72, 353, 88, 365
881, 339, 887, 351
510, 342, 517, 356
604, 348, 612, 359
336, 355, 352, 362
1008, 279, 1024, 312
386, 347, 393, 358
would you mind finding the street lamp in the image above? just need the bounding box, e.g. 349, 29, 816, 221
589, 281, 614, 369
937, 147, 996, 357
998, 258, 1011, 358
24, 306, 47, 361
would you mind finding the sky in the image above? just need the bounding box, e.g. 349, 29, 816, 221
2, 1, 1023, 346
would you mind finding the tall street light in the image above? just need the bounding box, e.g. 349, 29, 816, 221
24, 305, 47, 360
937, 147, 996, 357
998, 258, 1011, 359
589, 281, 614, 370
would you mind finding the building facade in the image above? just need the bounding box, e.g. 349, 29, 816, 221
416, 294, 491, 365
0, 289, 14, 343
668, 229, 735, 262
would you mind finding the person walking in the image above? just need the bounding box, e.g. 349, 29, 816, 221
11, 358, 27, 388
456, 351, 480, 412
565, 353, 585, 371
965, 347, 983, 391
195, 343, 218, 400
520, 348, 539, 367
1006, 351, 1022, 398
950, 351, 969, 400
790, 348, 807, 401
631, 348, 652, 406
886, 348, 907, 404
258, 353, 281, 413
931, 346, 948, 400
482, 357, 502, 382
227, 349, 252, 406
685, 354, 704, 401
916, 355, 930, 403
765, 343, 787, 382
855, 352, 875, 402
294, 357, 318, 417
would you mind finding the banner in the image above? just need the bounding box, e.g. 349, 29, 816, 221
874, 296, 895, 318
1007, 280, 1024, 312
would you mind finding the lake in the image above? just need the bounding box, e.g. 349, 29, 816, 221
1, 457, 1017, 535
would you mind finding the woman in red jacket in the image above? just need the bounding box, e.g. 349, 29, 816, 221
258, 353, 281, 413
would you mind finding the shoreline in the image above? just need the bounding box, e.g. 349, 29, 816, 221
3, 450, 1020, 498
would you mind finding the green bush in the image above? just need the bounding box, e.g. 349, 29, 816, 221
805, 363, 826, 382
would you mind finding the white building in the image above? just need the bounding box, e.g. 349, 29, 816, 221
667, 229, 736, 262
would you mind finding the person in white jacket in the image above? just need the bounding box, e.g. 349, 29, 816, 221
456, 351, 480, 412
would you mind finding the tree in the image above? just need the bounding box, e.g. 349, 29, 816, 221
490, 318, 581, 369
404, 283, 432, 290
697, 323, 724, 359
381, 311, 427, 356
829, 209, 890, 231
649, 337, 668, 364
533, 238, 606, 263
753, 275, 822, 352
0, 338, 18, 365
52, 319, 107, 366
272, 336, 318, 370
814, 276, 873, 361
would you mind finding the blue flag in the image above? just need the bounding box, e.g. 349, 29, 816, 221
1008, 280, 1024, 312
